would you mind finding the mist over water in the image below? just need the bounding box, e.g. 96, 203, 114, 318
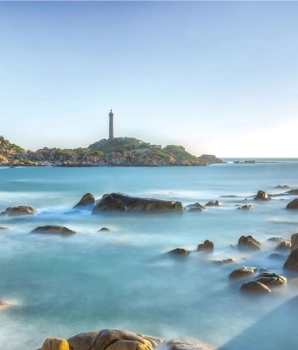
1, 161, 298, 349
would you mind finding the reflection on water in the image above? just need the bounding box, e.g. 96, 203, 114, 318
0, 163, 298, 349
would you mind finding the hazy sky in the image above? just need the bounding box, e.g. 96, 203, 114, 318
0, 1, 297, 157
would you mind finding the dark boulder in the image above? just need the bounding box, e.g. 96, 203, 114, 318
205, 200, 222, 207
0, 206, 37, 216
92, 195, 125, 213
213, 258, 235, 264
197, 240, 214, 251
256, 272, 287, 286
286, 198, 298, 209
267, 237, 285, 243
291, 233, 298, 252
275, 241, 291, 250
31, 225, 76, 234
229, 267, 256, 279
188, 207, 203, 212
186, 202, 205, 211
238, 235, 261, 250
284, 248, 298, 271
237, 205, 253, 210
254, 190, 271, 201
286, 189, 298, 195
73, 193, 95, 208
240, 281, 271, 293
98, 227, 110, 232
169, 248, 189, 255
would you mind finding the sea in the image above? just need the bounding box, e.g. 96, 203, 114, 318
0, 159, 298, 350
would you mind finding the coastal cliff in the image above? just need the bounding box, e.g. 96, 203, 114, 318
0, 135, 224, 167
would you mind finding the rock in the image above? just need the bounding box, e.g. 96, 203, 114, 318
275, 241, 291, 250
73, 193, 95, 208
240, 281, 271, 293
42, 338, 69, 350
67, 329, 154, 350
238, 235, 261, 250
188, 207, 203, 212
92, 195, 125, 213
98, 227, 110, 232
0, 300, 12, 308
186, 202, 205, 210
93, 193, 184, 213
229, 267, 256, 279
205, 200, 222, 207
169, 248, 189, 255
256, 272, 287, 286
254, 190, 271, 201
165, 338, 215, 350
290, 233, 298, 252
0, 226, 9, 231
197, 240, 214, 251
0, 206, 37, 216
274, 185, 290, 189
267, 237, 284, 243
284, 248, 298, 271
286, 198, 298, 209
286, 189, 298, 195
31, 225, 76, 234
237, 205, 253, 210
213, 258, 235, 264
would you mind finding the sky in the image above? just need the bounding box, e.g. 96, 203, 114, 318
0, 1, 297, 157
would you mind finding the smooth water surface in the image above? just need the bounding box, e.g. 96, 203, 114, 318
0, 161, 298, 350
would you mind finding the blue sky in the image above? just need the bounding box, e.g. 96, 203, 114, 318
0, 1, 297, 157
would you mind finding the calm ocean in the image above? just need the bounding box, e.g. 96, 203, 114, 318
0, 160, 298, 350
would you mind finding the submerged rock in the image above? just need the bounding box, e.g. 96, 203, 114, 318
254, 190, 271, 201
197, 240, 214, 251
229, 267, 256, 279
286, 198, 298, 209
240, 281, 271, 293
213, 258, 236, 264
169, 248, 190, 255
237, 205, 253, 210
186, 202, 205, 211
68, 329, 154, 350
31, 225, 76, 234
0, 226, 9, 231
284, 248, 298, 271
98, 227, 110, 232
73, 193, 95, 208
205, 200, 222, 207
42, 338, 69, 350
165, 338, 215, 350
0, 206, 37, 216
274, 185, 290, 189
238, 235, 261, 250
268, 237, 285, 243
256, 272, 287, 287
286, 189, 298, 195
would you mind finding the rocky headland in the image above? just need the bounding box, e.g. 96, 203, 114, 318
0, 135, 224, 167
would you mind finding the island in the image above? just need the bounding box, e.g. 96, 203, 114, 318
0, 135, 224, 167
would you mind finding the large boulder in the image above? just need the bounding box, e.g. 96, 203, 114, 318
0, 206, 37, 216
73, 193, 95, 208
92, 195, 125, 213
93, 193, 184, 213
256, 272, 287, 287
284, 248, 298, 271
205, 200, 222, 207
254, 190, 271, 201
275, 241, 291, 250
67, 329, 154, 350
197, 240, 214, 251
42, 338, 69, 350
229, 267, 256, 279
240, 281, 271, 293
186, 203, 205, 211
286, 198, 298, 209
31, 225, 76, 234
238, 235, 261, 250
291, 233, 298, 252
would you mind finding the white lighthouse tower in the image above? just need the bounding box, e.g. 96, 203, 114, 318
109, 109, 114, 139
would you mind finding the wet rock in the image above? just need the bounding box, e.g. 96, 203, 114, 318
0, 226, 9, 231
286, 189, 298, 195
213, 258, 236, 264
254, 190, 271, 201
169, 248, 189, 255
92, 195, 125, 213
275, 241, 291, 250
73, 193, 95, 208
205, 200, 222, 207
229, 267, 256, 279
98, 227, 110, 232
186, 202, 205, 210
0, 300, 12, 308
197, 240, 214, 251
31, 225, 76, 234
68, 329, 154, 350
237, 205, 253, 210
274, 185, 290, 189
290, 233, 298, 252
0, 206, 37, 216
256, 272, 287, 286
238, 235, 261, 250
284, 248, 298, 271
42, 338, 69, 350
286, 198, 298, 209
240, 281, 271, 293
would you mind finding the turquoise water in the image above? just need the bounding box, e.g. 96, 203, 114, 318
0, 161, 298, 350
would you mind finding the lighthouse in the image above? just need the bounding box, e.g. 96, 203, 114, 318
109, 109, 114, 139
